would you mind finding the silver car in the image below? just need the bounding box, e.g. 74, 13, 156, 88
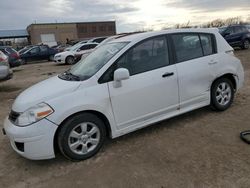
0, 51, 13, 81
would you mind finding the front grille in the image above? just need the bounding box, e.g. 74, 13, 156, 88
8, 110, 20, 123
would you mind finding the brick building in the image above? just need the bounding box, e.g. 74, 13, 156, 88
27, 21, 116, 45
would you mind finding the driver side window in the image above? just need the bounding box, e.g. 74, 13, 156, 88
100, 36, 169, 83
116, 36, 169, 76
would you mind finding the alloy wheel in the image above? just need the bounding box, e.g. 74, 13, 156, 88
215, 82, 232, 106
68, 122, 100, 155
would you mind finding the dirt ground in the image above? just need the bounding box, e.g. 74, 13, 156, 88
0, 50, 250, 188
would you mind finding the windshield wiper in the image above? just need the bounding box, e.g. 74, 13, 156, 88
59, 70, 81, 81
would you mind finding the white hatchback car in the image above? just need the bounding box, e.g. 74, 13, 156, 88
3, 29, 244, 161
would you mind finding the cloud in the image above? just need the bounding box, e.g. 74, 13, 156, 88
0, 0, 249, 32
165, 0, 250, 13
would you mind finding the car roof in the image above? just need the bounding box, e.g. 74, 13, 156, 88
113, 28, 219, 43
79, 42, 98, 46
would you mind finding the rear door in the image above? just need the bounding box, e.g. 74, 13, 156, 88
102, 36, 179, 129
171, 33, 217, 109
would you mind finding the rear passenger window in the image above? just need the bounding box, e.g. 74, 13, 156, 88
171, 34, 203, 63
116, 36, 169, 76
200, 34, 214, 56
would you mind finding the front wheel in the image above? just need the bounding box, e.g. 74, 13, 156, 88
65, 56, 75, 65
210, 78, 234, 111
57, 113, 106, 161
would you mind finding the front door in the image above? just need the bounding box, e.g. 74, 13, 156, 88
107, 36, 179, 129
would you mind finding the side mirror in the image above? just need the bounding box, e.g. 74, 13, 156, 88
113, 68, 130, 88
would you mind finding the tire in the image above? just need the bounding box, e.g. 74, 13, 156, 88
210, 78, 234, 111
242, 39, 250, 49
65, 56, 75, 65
57, 113, 106, 161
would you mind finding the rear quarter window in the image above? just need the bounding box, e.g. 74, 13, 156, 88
171, 34, 203, 63
171, 33, 216, 63
200, 34, 215, 56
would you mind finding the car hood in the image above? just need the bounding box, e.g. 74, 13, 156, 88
12, 76, 81, 112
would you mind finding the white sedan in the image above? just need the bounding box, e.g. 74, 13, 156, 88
54, 43, 98, 64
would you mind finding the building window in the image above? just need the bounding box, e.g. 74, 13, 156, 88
92, 26, 96, 32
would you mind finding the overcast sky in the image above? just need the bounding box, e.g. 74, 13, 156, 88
1, 0, 250, 32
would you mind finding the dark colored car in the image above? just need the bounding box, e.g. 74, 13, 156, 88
20, 45, 58, 63
0, 46, 22, 68
18, 45, 35, 54
219, 25, 250, 49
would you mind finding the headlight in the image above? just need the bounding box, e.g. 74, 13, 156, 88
16, 103, 54, 126
55, 55, 61, 58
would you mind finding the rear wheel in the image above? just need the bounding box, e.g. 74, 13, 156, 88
66, 56, 75, 65
242, 39, 250, 49
210, 78, 234, 111
57, 113, 106, 161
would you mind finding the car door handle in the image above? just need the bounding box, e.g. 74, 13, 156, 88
162, 72, 174, 78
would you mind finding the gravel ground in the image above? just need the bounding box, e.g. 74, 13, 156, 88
0, 50, 250, 188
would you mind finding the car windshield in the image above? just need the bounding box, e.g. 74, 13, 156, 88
67, 42, 128, 80
219, 27, 227, 33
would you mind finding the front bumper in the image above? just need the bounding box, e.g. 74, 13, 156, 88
3, 117, 58, 160
54, 56, 65, 64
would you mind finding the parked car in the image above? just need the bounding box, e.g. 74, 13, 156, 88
20, 45, 58, 63
54, 43, 98, 64
219, 25, 250, 49
87, 36, 108, 43
80, 35, 128, 61
18, 45, 35, 54
64, 40, 89, 51
0, 46, 22, 68
3, 28, 244, 161
0, 51, 13, 81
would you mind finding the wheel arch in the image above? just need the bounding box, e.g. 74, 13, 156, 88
53, 110, 112, 153
211, 73, 237, 91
